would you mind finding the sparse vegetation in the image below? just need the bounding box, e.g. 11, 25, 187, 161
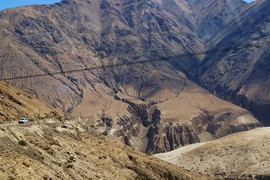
22, 162, 30, 167
66, 163, 73, 169
0, 81, 63, 123
0, 123, 204, 179
18, 140, 27, 146
98, 113, 113, 127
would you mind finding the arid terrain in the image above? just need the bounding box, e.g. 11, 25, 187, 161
155, 127, 270, 179
0, 122, 205, 179
0, 81, 62, 124
1, 0, 270, 179
0, 0, 267, 154
0, 77, 206, 179
199, 0, 270, 125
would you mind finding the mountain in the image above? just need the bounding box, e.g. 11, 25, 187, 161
198, 0, 270, 125
140, 0, 247, 41
0, 0, 203, 112
186, 0, 246, 41
0, 0, 265, 153
0, 123, 205, 179
0, 0, 263, 153
154, 127, 270, 179
0, 81, 62, 123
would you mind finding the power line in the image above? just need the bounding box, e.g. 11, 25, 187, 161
1, 39, 270, 81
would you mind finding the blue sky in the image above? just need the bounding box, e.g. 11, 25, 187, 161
0, 0, 61, 10
0, 0, 256, 11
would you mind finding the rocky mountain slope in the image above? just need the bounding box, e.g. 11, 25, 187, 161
154, 127, 270, 179
0, 123, 205, 179
108, 83, 261, 154
0, 81, 62, 123
0, 0, 204, 112
0, 0, 267, 153
198, 0, 270, 125
186, 0, 246, 41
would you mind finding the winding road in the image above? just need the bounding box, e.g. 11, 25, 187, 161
0, 119, 81, 127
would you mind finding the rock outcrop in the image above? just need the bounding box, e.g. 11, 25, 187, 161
91, 84, 262, 154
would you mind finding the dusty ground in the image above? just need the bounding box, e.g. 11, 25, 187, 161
0, 122, 206, 180
154, 127, 270, 179
0, 81, 62, 123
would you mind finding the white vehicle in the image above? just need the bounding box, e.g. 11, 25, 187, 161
18, 117, 29, 124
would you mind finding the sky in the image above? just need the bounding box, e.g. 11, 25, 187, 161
0, 0, 61, 10
0, 0, 256, 11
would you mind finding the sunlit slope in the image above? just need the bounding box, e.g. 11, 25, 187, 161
0, 0, 264, 153
155, 127, 270, 179
0, 81, 62, 123
0, 123, 206, 179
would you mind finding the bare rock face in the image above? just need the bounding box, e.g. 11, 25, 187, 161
90, 83, 262, 154
186, 0, 246, 41
144, 108, 261, 154
0, 0, 266, 153
0, 0, 203, 112
198, 0, 270, 125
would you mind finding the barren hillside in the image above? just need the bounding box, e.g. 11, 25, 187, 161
155, 127, 270, 179
0, 81, 62, 123
198, 0, 270, 125
0, 0, 263, 153
0, 123, 205, 179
